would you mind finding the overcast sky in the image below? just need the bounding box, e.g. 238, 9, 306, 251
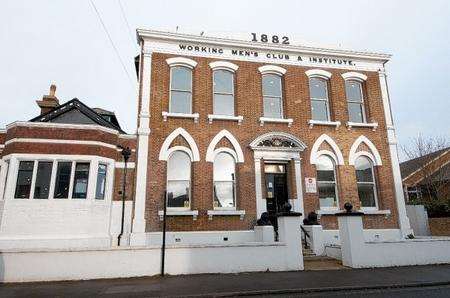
1, 0, 449, 160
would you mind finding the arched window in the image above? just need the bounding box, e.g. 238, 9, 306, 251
355, 156, 378, 208
262, 74, 283, 118
213, 69, 234, 116
213, 152, 236, 209
167, 151, 191, 209
316, 155, 338, 209
345, 80, 366, 123
170, 66, 192, 114
309, 77, 330, 121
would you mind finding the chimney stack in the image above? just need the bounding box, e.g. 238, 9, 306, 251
36, 84, 60, 115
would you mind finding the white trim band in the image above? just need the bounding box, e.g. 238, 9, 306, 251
5, 138, 117, 150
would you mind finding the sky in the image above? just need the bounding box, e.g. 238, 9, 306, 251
1, 0, 449, 160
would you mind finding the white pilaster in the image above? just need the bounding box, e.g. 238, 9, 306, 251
254, 158, 266, 218
379, 69, 412, 237
293, 158, 304, 219
132, 51, 152, 236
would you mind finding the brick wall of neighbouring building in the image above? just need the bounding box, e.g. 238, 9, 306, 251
429, 217, 450, 236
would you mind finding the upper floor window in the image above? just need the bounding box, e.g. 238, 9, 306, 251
355, 156, 377, 208
170, 66, 192, 114
309, 77, 330, 121
213, 70, 235, 116
262, 74, 283, 118
213, 152, 236, 209
167, 151, 191, 209
316, 155, 338, 209
345, 80, 366, 123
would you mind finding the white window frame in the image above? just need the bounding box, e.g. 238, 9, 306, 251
3, 154, 114, 202
166, 149, 192, 211
212, 69, 235, 116
355, 156, 379, 210
316, 154, 339, 211
345, 80, 367, 123
309, 77, 331, 122
213, 150, 237, 211
169, 66, 193, 114
262, 73, 284, 119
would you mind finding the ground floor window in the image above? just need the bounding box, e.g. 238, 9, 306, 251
213, 152, 236, 209
355, 156, 378, 208
167, 151, 191, 209
72, 163, 90, 199
33, 161, 53, 199
14, 161, 34, 199
316, 155, 338, 209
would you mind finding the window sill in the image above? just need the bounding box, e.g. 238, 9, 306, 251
162, 111, 199, 123
346, 121, 378, 131
207, 209, 245, 220
317, 209, 391, 215
259, 117, 293, 127
207, 114, 243, 125
308, 120, 341, 130
158, 210, 198, 221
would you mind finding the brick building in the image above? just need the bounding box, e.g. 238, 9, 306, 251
0, 29, 413, 250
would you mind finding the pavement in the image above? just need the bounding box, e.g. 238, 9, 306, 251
1, 264, 450, 297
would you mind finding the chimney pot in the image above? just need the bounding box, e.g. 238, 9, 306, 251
36, 84, 60, 115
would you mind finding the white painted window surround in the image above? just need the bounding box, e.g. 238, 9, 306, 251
341, 71, 368, 82
2, 154, 115, 202
209, 61, 239, 72
205, 129, 244, 163
162, 111, 199, 123
305, 69, 332, 79
308, 120, 341, 130
310, 134, 345, 166
259, 117, 293, 127
207, 114, 243, 124
166, 57, 198, 69
159, 127, 200, 162
346, 121, 378, 131
158, 210, 198, 221
258, 65, 287, 75
348, 135, 383, 166
207, 209, 245, 220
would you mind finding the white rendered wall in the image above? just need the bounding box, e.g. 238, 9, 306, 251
144, 230, 257, 246
322, 228, 402, 246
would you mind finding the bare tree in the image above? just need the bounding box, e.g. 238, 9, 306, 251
402, 134, 449, 203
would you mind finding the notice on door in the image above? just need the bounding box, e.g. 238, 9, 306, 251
305, 177, 317, 193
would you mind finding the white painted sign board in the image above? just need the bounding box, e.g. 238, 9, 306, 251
305, 177, 317, 193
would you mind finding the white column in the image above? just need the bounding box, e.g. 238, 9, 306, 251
293, 158, 304, 219
254, 157, 266, 218
379, 69, 412, 237
132, 51, 152, 238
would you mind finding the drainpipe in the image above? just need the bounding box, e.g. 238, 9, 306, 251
118, 146, 131, 246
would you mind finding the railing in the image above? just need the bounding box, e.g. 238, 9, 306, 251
300, 225, 310, 249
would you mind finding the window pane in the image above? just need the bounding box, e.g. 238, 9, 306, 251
167, 180, 190, 208
358, 184, 376, 207
14, 161, 34, 199
167, 151, 191, 180
72, 163, 90, 199
316, 155, 334, 172
345, 81, 362, 101
355, 157, 374, 182
262, 74, 281, 97
171, 66, 191, 91
214, 181, 235, 208
309, 78, 328, 99
311, 100, 329, 121
54, 162, 72, 199
348, 102, 364, 123
95, 164, 107, 200
213, 70, 233, 94
170, 91, 191, 113
263, 96, 282, 118
318, 183, 337, 208
214, 152, 235, 181
34, 161, 53, 199
213, 94, 234, 116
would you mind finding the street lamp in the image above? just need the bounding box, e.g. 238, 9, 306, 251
118, 146, 131, 246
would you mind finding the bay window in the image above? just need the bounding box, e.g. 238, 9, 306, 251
14, 161, 34, 199
54, 162, 72, 199
316, 155, 338, 209
213, 152, 236, 209
72, 163, 90, 199
33, 161, 53, 199
355, 156, 378, 208
167, 151, 191, 209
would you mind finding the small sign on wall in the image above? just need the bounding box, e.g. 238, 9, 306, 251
305, 177, 317, 193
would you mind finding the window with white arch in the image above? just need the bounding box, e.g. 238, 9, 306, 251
262, 74, 283, 118
345, 80, 366, 123
309, 77, 330, 121
213, 152, 236, 209
213, 69, 235, 116
316, 155, 339, 209
170, 66, 192, 113
167, 151, 191, 209
355, 156, 378, 208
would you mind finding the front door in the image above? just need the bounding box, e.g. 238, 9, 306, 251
264, 163, 288, 216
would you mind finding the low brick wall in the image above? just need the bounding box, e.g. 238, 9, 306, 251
429, 217, 450, 236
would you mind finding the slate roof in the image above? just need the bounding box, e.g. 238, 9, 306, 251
30, 98, 125, 133
400, 148, 450, 180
